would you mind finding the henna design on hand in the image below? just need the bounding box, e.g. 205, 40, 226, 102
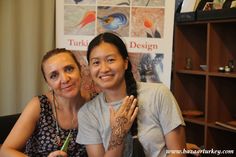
108, 116, 128, 150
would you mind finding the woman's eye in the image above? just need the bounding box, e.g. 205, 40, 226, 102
92, 61, 99, 66
107, 58, 115, 63
50, 72, 58, 80
65, 66, 74, 73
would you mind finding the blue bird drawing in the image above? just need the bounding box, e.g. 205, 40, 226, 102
98, 13, 128, 30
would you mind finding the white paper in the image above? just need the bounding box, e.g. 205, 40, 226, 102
181, 0, 197, 13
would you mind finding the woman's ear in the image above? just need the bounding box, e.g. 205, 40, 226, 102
125, 58, 129, 70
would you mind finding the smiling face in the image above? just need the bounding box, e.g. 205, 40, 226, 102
42, 53, 81, 98
89, 42, 128, 92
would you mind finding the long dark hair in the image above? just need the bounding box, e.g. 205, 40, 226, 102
87, 32, 138, 136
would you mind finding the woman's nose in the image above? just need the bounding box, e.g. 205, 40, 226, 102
61, 73, 70, 83
100, 62, 109, 72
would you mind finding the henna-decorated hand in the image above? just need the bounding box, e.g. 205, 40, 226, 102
108, 95, 138, 150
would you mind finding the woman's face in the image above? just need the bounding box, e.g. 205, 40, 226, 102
89, 42, 128, 91
43, 53, 81, 98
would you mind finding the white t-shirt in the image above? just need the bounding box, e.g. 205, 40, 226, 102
77, 82, 185, 157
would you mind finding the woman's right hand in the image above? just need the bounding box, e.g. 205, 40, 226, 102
48, 150, 68, 157
108, 95, 138, 150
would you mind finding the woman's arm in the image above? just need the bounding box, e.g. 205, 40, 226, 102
0, 97, 41, 157
85, 96, 138, 157
165, 125, 187, 157
86, 143, 124, 157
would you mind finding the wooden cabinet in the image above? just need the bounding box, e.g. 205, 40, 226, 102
172, 19, 236, 150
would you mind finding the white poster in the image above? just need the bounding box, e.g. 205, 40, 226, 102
56, 0, 175, 89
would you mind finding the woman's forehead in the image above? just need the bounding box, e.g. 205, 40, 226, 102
43, 53, 75, 70
46, 53, 74, 63
90, 43, 120, 57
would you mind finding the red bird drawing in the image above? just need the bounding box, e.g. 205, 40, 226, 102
75, 11, 95, 29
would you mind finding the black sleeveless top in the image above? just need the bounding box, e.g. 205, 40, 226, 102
24, 95, 87, 157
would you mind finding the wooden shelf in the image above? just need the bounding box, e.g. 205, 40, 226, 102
175, 70, 206, 75
173, 18, 236, 149
208, 72, 236, 78
184, 117, 205, 126
207, 122, 236, 133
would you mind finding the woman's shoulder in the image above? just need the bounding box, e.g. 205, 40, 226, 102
137, 82, 173, 101
137, 82, 168, 92
80, 93, 104, 111
86, 93, 103, 104
26, 96, 41, 108
25, 94, 49, 111
24, 94, 52, 115
28, 93, 49, 104
19, 96, 42, 124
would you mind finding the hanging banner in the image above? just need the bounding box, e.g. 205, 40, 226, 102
56, 0, 175, 88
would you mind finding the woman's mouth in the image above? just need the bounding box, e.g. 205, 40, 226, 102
99, 74, 113, 81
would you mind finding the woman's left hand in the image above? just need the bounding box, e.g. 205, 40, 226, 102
108, 95, 138, 150
48, 150, 68, 157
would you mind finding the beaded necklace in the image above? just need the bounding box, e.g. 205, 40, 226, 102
52, 92, 74, 148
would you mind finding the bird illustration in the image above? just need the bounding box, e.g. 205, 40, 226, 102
144, 18, 161, 38
98, 13, 128, 30
74, 0, 82, 4
74, 11, 95, 29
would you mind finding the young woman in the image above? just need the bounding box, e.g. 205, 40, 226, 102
0, 48, 87, 157
76, 32, 186, 157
